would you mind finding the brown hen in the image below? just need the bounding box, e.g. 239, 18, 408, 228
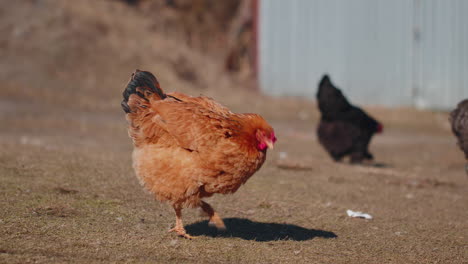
121, 70, 276, 238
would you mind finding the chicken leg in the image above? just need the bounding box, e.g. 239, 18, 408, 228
200, 201, 226, 230
168, 206, 196, 239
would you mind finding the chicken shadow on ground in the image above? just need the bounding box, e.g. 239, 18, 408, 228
185, 218, 337, 241
368, 162, 392, 168
350, 161, 392, 168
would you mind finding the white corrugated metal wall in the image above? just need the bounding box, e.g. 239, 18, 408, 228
259, 0, 468, 109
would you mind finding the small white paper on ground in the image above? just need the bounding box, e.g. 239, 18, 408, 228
278, 152, 288, 159
347, 209, 373, 220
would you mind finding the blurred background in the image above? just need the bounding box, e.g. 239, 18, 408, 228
2, 0, 467, 112
259, 0, 468, 110
0, 0, 258, 113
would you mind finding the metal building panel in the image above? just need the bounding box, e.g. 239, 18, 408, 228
415, 0, 468, 109
259, 0, 468, 109
339, 0, 413, 106
259, 0, 347, 98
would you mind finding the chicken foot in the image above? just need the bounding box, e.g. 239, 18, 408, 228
200, 201, 226, 230
168, 206, 196, 239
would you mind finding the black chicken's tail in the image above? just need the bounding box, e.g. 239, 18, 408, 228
121, 70, 166, 113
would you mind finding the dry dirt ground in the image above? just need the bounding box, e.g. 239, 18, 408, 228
1, 1, 467, 263
1, 94, 467, 264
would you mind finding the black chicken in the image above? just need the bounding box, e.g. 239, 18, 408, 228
316, 75, 383, 163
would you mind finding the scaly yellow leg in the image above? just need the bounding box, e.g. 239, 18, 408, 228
168, 206, 197, 239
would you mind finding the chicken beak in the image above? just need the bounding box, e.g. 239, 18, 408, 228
266, 140, 274, 149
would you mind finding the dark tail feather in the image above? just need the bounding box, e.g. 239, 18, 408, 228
121, 70, 166, 113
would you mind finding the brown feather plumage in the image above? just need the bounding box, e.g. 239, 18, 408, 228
121, 70, 276, 238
